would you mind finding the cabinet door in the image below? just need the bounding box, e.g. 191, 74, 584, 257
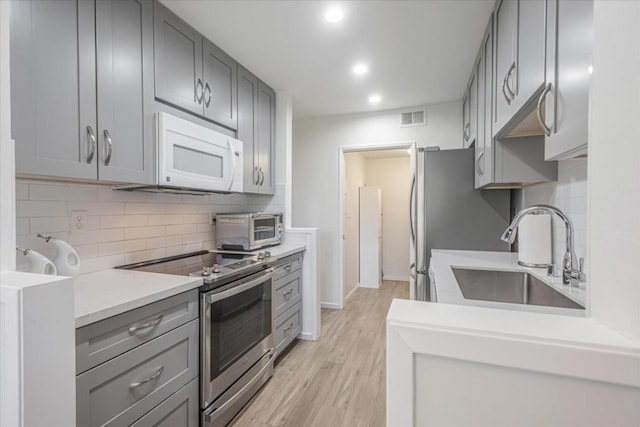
257, 81, 275, 195
479, 18, 494, 188
96, 0, 154, 184
468, 68, 478, 148
544, 0, 592, 160
493, 0, 517, 135
237, 66, 260, 193
203, 40, 238, 130
514, 0, 546, 111
11, 0, 97, 180
475, 53, 485, 188
154, 2, 203, 115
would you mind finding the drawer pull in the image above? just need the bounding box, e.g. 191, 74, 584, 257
129, 366, 164, 390
283, 289, 293, 300
128, 315, 163, 335
283, 264, 292, 272
284, 322, 294, 336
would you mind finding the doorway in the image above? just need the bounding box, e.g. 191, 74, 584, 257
338, 142, 416, 307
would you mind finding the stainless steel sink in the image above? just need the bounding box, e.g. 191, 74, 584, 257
451, 267, 584, 310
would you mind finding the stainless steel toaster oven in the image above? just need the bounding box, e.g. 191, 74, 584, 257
215, 212, 284, 251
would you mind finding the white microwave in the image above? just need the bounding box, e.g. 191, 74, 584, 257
157, 112, 243, 193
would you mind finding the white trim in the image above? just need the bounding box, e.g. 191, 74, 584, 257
345, 283, 360, 302
383, 275, 410, 282
338, 141, 417, 309
320, 302, 342, 310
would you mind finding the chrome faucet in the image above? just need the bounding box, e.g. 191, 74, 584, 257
501, 204, 586, 287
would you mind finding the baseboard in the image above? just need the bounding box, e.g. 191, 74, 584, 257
383, 275, 410, 282
298, 331, 316, 341
320, 302, 342, 310
345, 284, 360, 301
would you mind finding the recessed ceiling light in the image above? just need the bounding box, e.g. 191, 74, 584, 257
352, 63, 369, 76
368, 94, 381, 104
325, 7, 344, 23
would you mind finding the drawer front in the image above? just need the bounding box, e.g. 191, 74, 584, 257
76, 319, 199, 427
131, 377, 198, 427
273, 253, 302, 281
274, 303, 301, 356
273, 269, 302, 318
76, 289, 198, 374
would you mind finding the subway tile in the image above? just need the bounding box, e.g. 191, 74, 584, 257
67, 228, 125, 245
16, 218, 29, 235
181, 232, 214, 245
16, 183, 29, 200
30, 217, 70, 234
146, 192, 183, 204
73, 244, 99, 259
181, 194, 211, 204
80, 254, 125, 275
17, 200, 67, 218
68, 201, 124, 216
146, 235, 183, 249
165, 203, 199, 214
148, 214, 185, 226
196, 223, 214, 233
182, 214, 209, 224
165, 224, 197, 236
125, 226, 166, 240
98, 187, 146, 202
99, 215, 148, 229
98, 239, 147, 257
125, 202, 166, 215
29, 184, 97, 201
124, 248, 167, 264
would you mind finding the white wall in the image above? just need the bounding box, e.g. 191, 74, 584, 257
343, 152, 366, 299
588, 1, 640, 343
364, 156, 410, 282
293, 102, 462, 306
518, 159, 587, 271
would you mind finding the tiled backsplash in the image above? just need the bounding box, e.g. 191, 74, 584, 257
519, 159, 588, 270
16, 179, 285, 275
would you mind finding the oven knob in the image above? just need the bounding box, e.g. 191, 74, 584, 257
202, 266, 213, 276
264, 251, 271, 258
257, 251, 266, 260
212, 264, 221, 274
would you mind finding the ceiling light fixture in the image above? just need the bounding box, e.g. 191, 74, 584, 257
352, 63, 369, 76
325, 7, 344, 23
368, 94, 381, 105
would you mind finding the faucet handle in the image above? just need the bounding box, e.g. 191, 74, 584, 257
579, 258, 585, 273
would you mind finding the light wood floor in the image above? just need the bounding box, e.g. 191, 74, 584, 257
234, 280, 410, 427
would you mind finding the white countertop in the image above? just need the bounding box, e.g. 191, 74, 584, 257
74, 244, 306, 328
430, 249, 586, 317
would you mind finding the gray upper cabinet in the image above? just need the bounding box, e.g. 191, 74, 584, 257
11, 0, 154, 184
153, 3, 203, 116
476, 17, 494, 189
462, 71, 478, 149
462, 92, 470, 146
257, 81, 275, 195
493, 0, 546, 137
542, 0, 592, 160
203, 40, 238, 129
96, 0, 154, 184
154, 2, 238, 131
238, 66, 260, 194
11, 0, 97, 180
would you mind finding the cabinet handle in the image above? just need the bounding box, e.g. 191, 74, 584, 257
259, 168, 265, 186
283, 263, 292, 272
128, 315, 163, 335
504, 61, 516, 102
463, 123, 470, 141
196, 78, 204, 104
103, 129, 113, 166
476, 151, 485, 177
129, 366, 164, 390
536, 83, 552, 136
204, 82, 212, 107
86, 126, 96, 164
283, 322, 294, 336
284, 289, 293, 300
254, 166, 260, 185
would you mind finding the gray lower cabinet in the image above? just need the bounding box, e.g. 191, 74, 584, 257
238, 66, 275, 195
272, 253, 303, 357
11, 0, 155, 184
131, 378, 199, 427
154, 2, 238, 131
542, 0, 593, 160
76, 290, 199, 427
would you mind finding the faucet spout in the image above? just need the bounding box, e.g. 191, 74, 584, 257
501, 204, 585, 287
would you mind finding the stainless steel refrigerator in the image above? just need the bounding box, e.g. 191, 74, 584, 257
409, 147, 511, 301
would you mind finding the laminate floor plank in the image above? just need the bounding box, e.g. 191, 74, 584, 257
233, 280, 409, 427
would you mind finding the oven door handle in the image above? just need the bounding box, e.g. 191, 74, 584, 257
207, 269, 275, 304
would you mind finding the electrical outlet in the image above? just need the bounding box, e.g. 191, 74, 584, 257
70, 210, 88, 234
209, 212, 216, 225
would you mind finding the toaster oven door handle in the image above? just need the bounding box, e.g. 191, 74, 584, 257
207, 269, 275, 304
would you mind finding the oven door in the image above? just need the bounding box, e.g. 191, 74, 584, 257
201, 268, 274, 408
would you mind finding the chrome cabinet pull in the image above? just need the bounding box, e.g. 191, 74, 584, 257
204, 82, 212, 107
128, 315, 163, 335
283, 322, 294, 336
129, 366, 164, 390
283, 289, 293, 300
501, 71, 511, 104
536, 83, 552, 136
505, 61, 516, 101
103, 129, 113, 166
196, 78, 204, 104
476, 151, 485, 177
259, 168, 265, 186
254, 166, 259, 185
463, 123, 470, 141
283, 263, 292, 272
86, 126, 96, 164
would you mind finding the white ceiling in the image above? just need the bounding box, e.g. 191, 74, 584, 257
160, 0, 495, 118
358, 149, 410, 159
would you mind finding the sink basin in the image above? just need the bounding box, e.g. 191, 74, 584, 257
451, 267, 584, 310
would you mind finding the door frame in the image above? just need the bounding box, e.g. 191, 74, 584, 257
337, 141, 417, 309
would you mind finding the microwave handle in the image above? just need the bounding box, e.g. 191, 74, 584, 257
207, 268, 274, 304
226, 138, 237, 191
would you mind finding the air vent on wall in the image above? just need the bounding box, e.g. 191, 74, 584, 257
400, 110, 427, 127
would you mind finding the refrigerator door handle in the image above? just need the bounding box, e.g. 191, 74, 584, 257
409, 263, 417, 280
409, 174, 416, 244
